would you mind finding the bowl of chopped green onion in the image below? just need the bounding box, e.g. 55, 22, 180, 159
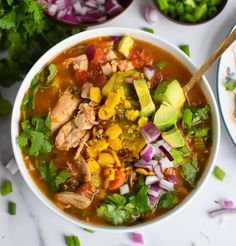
153, 0, 227, 25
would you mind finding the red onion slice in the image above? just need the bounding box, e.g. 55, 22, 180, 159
105, 0, 123, 16
129, 232, 144, 245
159, 145, 174, 161
148, 185, 160, 197
144, 4, 158, 24
223, 200, 235, 209
140, 144, 155, 162
148, 194, 158, 205
208, 208, 236, 218
145, 176, 160, 185
144, 65, 155, 80
134, 163, 153, 171
159, 179, 174, 191
159, 157, 173, 171
142, 123, 161, 143
154, 165, 164, 179
168, 175, 177, 184
85, 45, 96, 61
156, 139, 172, 152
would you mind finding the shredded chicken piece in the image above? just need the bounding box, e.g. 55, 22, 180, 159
63, 54, 88, 71
118, 60, 134, 71
55, 191, 91, 209
101, 63, 113, 76
66, 162, 79, 176
74, 156, 91, 182
55, 103, 98, 151
51, 86, 80, 133
81, 82, 93, 99
74, 132, 90, 160
106, 50, 117, 61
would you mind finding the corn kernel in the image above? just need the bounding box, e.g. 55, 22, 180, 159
125, 109, 139, 121
86, 158, 100, 173
135, 168, 149, 176
105, 92, 120, 109
108, 138, 123, 151
123, 100, 132, 109
87, 146, 98, 158
94, 139, 109, 152
98, 152, 115, 166
147, 171, 156, 176
98, 105, 115, 120
105, 124, 122, 139
138, 117, 148, 128
90, 87, 102, 103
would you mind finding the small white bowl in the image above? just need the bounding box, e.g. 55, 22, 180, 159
11, 27, 220, 232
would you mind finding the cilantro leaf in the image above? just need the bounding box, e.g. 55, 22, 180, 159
129, 185, 151, 213
181, 157, 199, 187
96, 204, 128, 226
158, 191, 177, 209
37, 161, 71, 191
191, 105, 210, 125
107, 194, 127, 207
55, 170, 71, 188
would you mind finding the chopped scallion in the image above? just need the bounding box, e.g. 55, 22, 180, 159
182, 108, 193, 129
8, 201, 16, 215
83, 228, 95, 233
143, 27, 154, 33
179, 44, 190, 56
213, 166, 225, 181
65, 235, 80, 246
1, 180, 13, 196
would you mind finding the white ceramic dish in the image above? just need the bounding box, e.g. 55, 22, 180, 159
217, 24, 236, 146
11, 27, 220, 232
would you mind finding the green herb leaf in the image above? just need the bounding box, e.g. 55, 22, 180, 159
107, 194, 127, 207
55, 170, 71, 188
191, 105, 210, 125
181, 157, 199, 187
129, 185, 151, 213
158, 191, 177, 208
96, 204, 129, 226
8, 201, 16, 215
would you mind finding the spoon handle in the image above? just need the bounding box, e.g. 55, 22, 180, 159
183, 28, 236, 94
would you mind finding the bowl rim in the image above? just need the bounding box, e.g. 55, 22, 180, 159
11, 27, 220, 232
152, 0, 228, 26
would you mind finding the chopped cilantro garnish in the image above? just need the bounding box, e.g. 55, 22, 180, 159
158, 191, 177, 209
224, 81, 236, 91
181, 157, 199, 187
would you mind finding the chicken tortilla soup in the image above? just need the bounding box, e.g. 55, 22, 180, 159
17, 35, 212, 226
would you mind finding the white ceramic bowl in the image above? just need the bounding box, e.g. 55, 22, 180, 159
11, 27, 220, 232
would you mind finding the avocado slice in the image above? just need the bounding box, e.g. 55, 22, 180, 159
170, 149, 184, 165
162, 126, 185, 148
102, 70, 139, 97
133, 79, 155, 117
153, 80, 186, 109
153, 102, 179, 131
118, 35, 134, 58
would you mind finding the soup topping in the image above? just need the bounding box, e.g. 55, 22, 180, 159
17, 35, 212, 226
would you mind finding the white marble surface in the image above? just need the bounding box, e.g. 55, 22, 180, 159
1, 0, 236, 245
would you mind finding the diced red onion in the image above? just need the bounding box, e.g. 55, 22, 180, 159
144, 65, 155, 80
112, 35, 121, 44
134, 163, 153, 171
48, 4, 58, 16
159, 157, 173, 171
154, 165, 164, 179
168, 175, 177, 184
223, 200, 235, 209
148, 185, 160, 197
57, 9, 67, 19
105, 0, 123, 16
62, 14, 78, 24
156, 139, 172, 152
144, 4, 158, 24
148, 194, 158, 205
85, 45, 96, 61
208, 208, 236, 218
73, 2, 89, 15
129, 232, 144, 245
97, 0, 106, 4
119, 183, 129, 195
85, 0, 98, 9
140, 144, 155, 162
76, 13, 107, 24
159, 179, 174, 191
5, 158, 18, 175
142, 123, 161, 143
145, 176, 160, 185
159, 145, 174, 161
146, 159, 158, 167
153, 144, 162, 157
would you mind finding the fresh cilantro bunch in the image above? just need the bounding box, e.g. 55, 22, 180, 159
0, 0, 84, 115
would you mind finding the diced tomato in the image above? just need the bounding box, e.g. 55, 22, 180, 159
129, 47, 153, 68
89, 63, 108, 89
109, 169, 126, 190
92, 47, 107, 65
93, 74, 107, 89
74, 69, 89, 85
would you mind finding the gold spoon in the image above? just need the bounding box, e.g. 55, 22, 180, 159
183, 28, 236, 95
